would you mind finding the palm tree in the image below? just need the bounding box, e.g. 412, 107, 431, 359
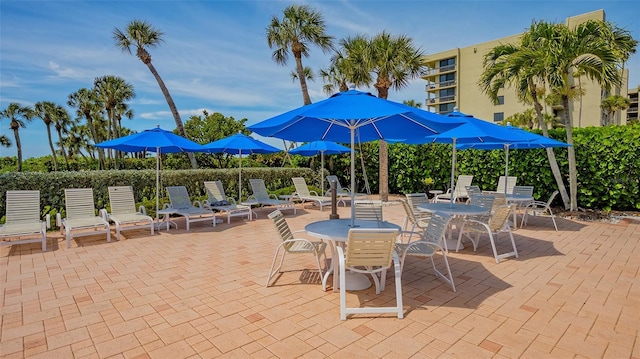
0, 103, 34, 172
68, 88, 106, 169
403, 99, 422, 108
53, 106, 74, 170
337, 31, 426, 201
113, 20, 198, 169
266, 4, 334, 105
319, 61, 349, 96
601, 95, 632, 125
0, 135, 11, 148
34, 101, 62, 171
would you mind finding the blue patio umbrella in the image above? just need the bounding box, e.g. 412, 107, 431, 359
203, 132, 280, 201
249, 89, 464, 223
457, 128, 571, 192
96, 126, 206, 223
289, 141, 351, 195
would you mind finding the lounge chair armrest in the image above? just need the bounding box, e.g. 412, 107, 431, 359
310, 190, 320, 196
246, 194, 256, 201
163, 203, 172, 209
202, 199, 211, 207
138, 205, 147, 215
193, 200, 204, 208
45, 214, 51, 229
99, 208, 109, 220
227, 197, 238, 205
56, 212, 62, 227
269, 194, 279, 200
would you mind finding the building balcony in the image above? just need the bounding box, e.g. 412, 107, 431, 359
427, 95, 456, 105
425, 81, 456, 92
424, 64, 457, 77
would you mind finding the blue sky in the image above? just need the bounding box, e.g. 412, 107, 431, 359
1, 0, 638, 160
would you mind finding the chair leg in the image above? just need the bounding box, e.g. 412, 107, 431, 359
338, 247, 348, 320
430, 254, 456, 292
265, 245, 287, 287
392, 253, 404, 319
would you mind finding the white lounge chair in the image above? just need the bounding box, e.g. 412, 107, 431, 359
0, 190, 49, 252
434, 175, 474, 203
103, 186, 154, 241
291, 177, 332, 211
203, 180, 252, 224
325, 175, 367, 206
57, 188, 112, 248
165, 186, 216, 231
496, 176, 518, 194
246, 179, 296, 214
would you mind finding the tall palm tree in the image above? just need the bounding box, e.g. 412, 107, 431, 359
34, 101, 62, 171
113, 19, 198, 169
0, 103, 33, 172
338, 32, 426, 201
266, 4, 334, 105
68, 88, 106, 169
53, 106, 74, 170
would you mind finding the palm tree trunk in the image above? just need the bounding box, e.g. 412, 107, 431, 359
378, 140, 389, 201
295, 55, 312, 105
85, 114, 105, 169
531, 86, 570, 209
145, 61, 198, 169
13, 129, 23, 172
46, 125, 58, 171
56, 128, 70, 170
562, 95, 578, 211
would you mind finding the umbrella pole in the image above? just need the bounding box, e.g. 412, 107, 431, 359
321, 151, 325, 196
238, 151, 243, 202
504, 145, 509, 195
156, 147, 160, 224
450, 138, 457, 207
350, 128, 356, 226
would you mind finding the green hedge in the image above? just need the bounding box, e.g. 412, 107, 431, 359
0, 167, 315, 227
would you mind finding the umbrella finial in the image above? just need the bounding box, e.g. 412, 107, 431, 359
349, 83, 356, 90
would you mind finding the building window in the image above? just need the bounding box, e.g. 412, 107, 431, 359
497, 96, 504, 105
439, 103, 456, 114
493, 112, 504, 122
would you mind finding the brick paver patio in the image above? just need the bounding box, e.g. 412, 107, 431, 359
2, 197, 639, 358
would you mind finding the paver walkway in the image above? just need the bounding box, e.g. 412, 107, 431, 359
2, 197, 639, 358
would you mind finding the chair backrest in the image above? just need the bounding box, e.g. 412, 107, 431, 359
496, 176, 518, 194
400, 199, 416, 223
64, 188, 97, 219
326, 175, 346, 194
5, 190, 40, 224
345, 228, 398, 268
423, 212, 452, 244
354, 200, 383, 221
488, 205, 514, 231
469, 194, 495, 211
249, 179, 271, 201
166, 186, 193, 209
465, 185, 482, 199
513, 186, 534, 196
204, 181, 227, 203
405, 193, 429, 211
546, 190, 560, 207
108, 186, 137, 215
292, 177, 312, 197
267, 210, 295, 250
453, 175, 474, 198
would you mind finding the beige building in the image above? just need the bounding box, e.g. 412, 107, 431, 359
423, 9, 632, 127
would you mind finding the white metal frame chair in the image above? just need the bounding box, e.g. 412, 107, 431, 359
246, 179, 296, 214
165, 186, 216, 231
203, 181, 252, 224
400, 199, 429, 235
395, 211, 456, 292
103, 186, 154, 241
0, 190, 49, 252
265, 210, 327, 288
57, 188, 111, 248
521, 190, 559, 231
456, 204, 519, 263
434, 175, 474, 203
338, 228, 403, 320
291, 177, 332, 211
353, 200, 383, 221
496, 176, 518, 194
325, 175, 367, 206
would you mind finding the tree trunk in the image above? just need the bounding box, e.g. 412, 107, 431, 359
531, 86, 570, 209
56, 128, 70, 170
145, 61, 198, 169
13, 129, 22, 172
294, 54, 312, 105
46, 125, 58, 171
85, 114, 105, 170
378, 140, 389, 201
562, 95, 578, 211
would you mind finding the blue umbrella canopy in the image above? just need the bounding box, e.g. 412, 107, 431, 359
290, 141, 351, 195
96, 126, 206, 223
249, 89, 464, 222
203, 133, 280, 200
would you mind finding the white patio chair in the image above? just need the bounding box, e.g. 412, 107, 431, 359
325, 175, 367, 206
520, 190, 559, 231
395, 211, 456, 292
57, 188, 111, 248
104, 186, 154, 241
338, 228, 403, 320
434, 175, 474, 203
165, 186, 216, 231
353, 200, 383, 221
0, 190, 49, 252
265, 210, 327, 289
496, 176, 518, 194
457, 204, 518, 263
246, 179, 296, 214
291, 177, 332, 211
400, 198, 429, 236
203, 180, 252, 224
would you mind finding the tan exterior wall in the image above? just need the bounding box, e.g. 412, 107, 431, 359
422, 9, 629, 128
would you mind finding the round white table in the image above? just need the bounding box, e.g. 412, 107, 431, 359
417, 202, 490, 251
305, 219, 401, 292
156, 208, 178, 231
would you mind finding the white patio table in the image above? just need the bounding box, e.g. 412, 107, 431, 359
417, 202, 490, 251
305, 219, 401, 293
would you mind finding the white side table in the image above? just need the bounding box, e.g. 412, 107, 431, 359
156, 208, 178, 231
429, 190, 443, 201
